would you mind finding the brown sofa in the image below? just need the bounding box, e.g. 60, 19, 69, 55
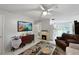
55, 33, 79, 51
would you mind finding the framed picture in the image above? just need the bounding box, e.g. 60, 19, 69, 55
17, 21, 32, 32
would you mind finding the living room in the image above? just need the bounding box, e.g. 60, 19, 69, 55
0, 4, 79, 55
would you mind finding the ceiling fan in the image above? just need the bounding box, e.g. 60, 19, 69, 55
34, 4, 58, 24
40, 4, 58, 16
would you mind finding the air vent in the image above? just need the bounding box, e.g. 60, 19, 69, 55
52, 19, 55, 20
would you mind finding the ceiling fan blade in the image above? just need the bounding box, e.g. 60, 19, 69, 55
40, 4, 45, 10
48, 8, 54, 12
47, 4, 58, 12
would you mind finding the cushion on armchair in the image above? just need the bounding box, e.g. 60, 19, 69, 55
66, 43, 79, 55
69, 43, 79, 50
66, 47, 79, 55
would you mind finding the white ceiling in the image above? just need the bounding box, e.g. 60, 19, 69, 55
0, 4, 79, 21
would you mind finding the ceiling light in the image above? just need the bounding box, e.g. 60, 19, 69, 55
43, 11, 48, 16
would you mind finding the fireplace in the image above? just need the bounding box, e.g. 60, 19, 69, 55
42, 35, 47, 40
41, 30, 50, 40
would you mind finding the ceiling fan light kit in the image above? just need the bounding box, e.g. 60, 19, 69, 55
43, 11, 48, 16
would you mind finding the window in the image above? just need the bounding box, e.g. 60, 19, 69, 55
53, 22, 73, 39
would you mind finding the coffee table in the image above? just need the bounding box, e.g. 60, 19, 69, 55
19, 40, 56, 55
36, 41, 56, 55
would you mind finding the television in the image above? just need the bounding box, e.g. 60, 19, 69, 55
17, 21, 32, 32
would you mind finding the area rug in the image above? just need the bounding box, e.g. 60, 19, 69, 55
53, 46, 66, 55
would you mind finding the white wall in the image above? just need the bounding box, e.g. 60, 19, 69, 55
41, 19, 50, 30
0, 10, 37, 54
33, 23, 41, 41
40, 19, 53, 41
0, 15, 3, 54
4, 15, 36, 53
